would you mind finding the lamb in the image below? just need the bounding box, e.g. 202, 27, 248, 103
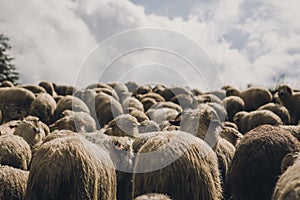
0, 165, 29, 200
225, 86, 272, 111
134, 193, 171, 200
257, 102, 291, 125
229, 125, 300, 200
29, 93, 56, 125
24, 134, 117, 200
53, 95, 90, 121
0, 87, 35, 122
0, 134, 31, 170
233, 110, 283, 134
132, 131, 222, 200
272, 158, 300, 200
222, 96, 245, 122
277, 84, 300, 124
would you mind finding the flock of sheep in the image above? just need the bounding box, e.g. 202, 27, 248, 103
0, 80, 300, 200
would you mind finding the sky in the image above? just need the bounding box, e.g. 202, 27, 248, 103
0, 0, 300, 91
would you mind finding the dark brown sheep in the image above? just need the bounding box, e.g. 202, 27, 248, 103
141, 97, 157, 112
24, 135, 117, 200
223, 96, 245, 122
0, 87, 35, 122
0, 134, 31, 170
272, 157, 300, 200
229, 125, 300, 200
258, 102, 291, 125
132, 85, 152, 96
53, 84, 75, 96
233, 110, 283, 134
0, 165, 29, 200
132, 131, 222, 200
29, 93, 56, 125
277, 84, 300, 124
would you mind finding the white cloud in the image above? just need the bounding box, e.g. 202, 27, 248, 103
0, 0, 300, 90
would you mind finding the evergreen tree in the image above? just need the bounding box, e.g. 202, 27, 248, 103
0, 33, 19, 84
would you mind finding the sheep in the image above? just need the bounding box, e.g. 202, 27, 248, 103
136, 93, 165, 102
38, 81, 57, 96
207, 102, 228, 121
280, 152, 299, 173
53, 83, 76, 96
279, 125, 300, 141
170, 94, 194, 110
134, 193, 171, 200
129, 108, 149, 122
104, 114, 139, 138
233, 110, 283, 134
0, 134, 31, 170
53, 95, 90, 121
257, 102, 291, 125
93, 87, 119, 101
223, 96, 245, 122
50, 110, 96, 133
225, 86, 272, 111
150, 102, 182, 113
0, 80, 14, 87
85, 131, 135, 200
0, 87, 35, 122
138, 120, 160, 134
146, 107, 179, 125
220, 126, 243, 146
24, 134, 117, 200
0, 165, 29, 200
215, 137, 236, 199
223, 121, 238, 130
193, 93, 223, 106
18, 84, 47, 94
108, 82, 129, 101
272, 157, 300, 200
29, 93, 56, 125
277, 84, 300, 124
179, 105, 220, 148
122, 96, 144, 112
132, 85, 152, 96
141, 97, 157, 112
178, 106, 236, 198
210, 90, 226, 100
132, 131, 222, 200
125, 81, 139, 92
93, 92, 123, 128
13, 116, 49, 148
161, 86, 192, 101
229, 125, 300, 200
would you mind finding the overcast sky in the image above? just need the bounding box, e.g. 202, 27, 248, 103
0, 0, 300, 91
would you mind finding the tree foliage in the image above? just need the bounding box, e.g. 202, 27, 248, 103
0, 33, 19, 84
